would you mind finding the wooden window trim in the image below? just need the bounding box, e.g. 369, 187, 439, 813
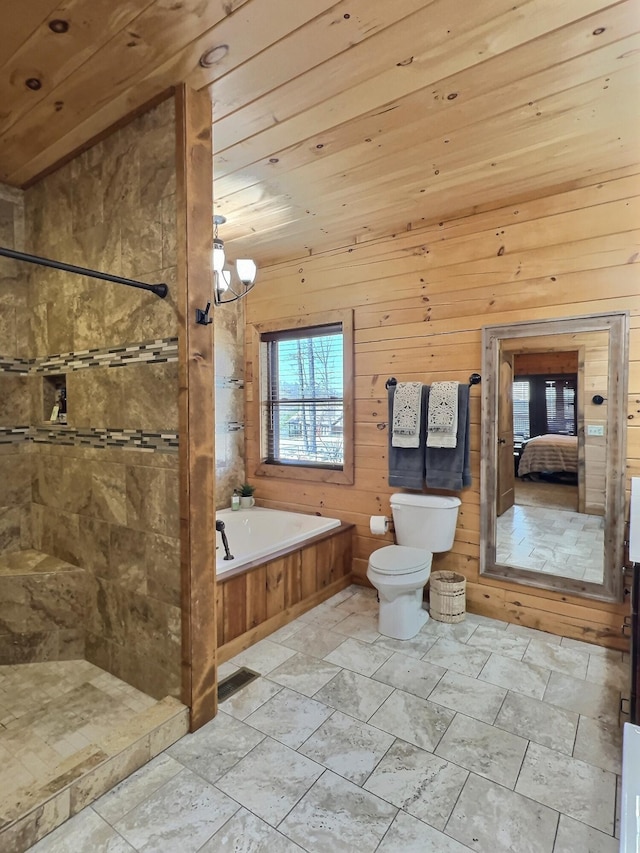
249, 309, 354, 485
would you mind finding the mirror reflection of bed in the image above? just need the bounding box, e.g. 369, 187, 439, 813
496, 340, 607, 585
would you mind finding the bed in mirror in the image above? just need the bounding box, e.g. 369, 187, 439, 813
480, 312, 628, 603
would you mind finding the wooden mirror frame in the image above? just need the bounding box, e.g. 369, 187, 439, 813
480, 312, 629, 603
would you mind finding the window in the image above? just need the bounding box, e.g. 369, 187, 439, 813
512, 374, 577, 439
251, 310, 354, 484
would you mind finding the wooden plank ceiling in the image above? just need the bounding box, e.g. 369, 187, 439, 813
1, 0, 639, 263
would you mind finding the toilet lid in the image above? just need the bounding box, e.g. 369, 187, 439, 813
369, 545, 431, 576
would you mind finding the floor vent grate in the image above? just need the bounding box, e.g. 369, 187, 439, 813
217, 667, 260, 702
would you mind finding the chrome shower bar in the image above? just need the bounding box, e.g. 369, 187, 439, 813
0, 246, 168, 299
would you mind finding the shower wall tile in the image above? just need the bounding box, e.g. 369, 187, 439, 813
8, 97, 182, 699
67, 369, 125, 430
89, 460, 127, 525
126, 463, 179, 539
146, 532, 181, 608
214, 296, 245, 508
120, 202, 163, 279
0, 375, 30, 425
120, 362, 179, 432
77, 516, 110, 576
24, 99, 178, 357
108, 525, 147, 594
31, 505, 81, 567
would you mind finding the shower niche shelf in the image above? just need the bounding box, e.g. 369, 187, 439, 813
43, 374, 67, 424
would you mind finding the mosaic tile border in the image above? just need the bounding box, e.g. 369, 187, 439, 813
0, 427, 30, 445
0, 357, 30, 374
0, 338, 178, 376
216, 377, 244, 390
31, 426, 179, 453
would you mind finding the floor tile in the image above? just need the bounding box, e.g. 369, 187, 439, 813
420, 618, 478, 644
218, 677, 282, 721
478, 653, 550, 700
515, 742, 616, 834
215, 737, 323, 827
93, 752, 183, 824
368, 689, 455, 752
435, 714, 528, 788
297, 602, 352, 629
377, 810, 473, 852
505, 624, 561, 645
279, 624, 346, 659
465, 612, 509, 629
333, 588, 379, 615
523, 639, 589, 679
166, 711, 264, 784
373, 631, 438, 661
28, 808, 136, 853
428, 670, 507, 724
371, 651, 445, 699
298, 710, 394, 785
266, 652, 341, 697
572, 715, 623, 774
199, 807, 305, 852
333, 611, 381, 643
560, 637, 622, 658
113, 766, 239, 853
244, 687, 333, 749
585, 654, 628, 692
313, 669, 393, 721
364, 739, 467, 829
266, 621, 305, 644
324, 637, 393, 677
229, 639, 297, 675
446, 772, 558, 853
494, 691, 578, 755
553, 814, 619, 853
423, 637, 490, 678
278, 769, 397, 853
466, 625, 529, 660
543, 671, 620, 725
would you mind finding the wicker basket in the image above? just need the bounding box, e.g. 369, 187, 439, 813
429, 571, 466, 623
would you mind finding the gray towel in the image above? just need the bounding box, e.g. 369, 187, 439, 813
425, 383, 471, 491
388, 384, 428, 490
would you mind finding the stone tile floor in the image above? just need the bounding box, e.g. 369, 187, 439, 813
496, 503, 605, 582
27, 586, 626, 853
0, 659, 158, 801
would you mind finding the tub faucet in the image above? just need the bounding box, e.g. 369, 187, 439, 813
215, 519, 234, 560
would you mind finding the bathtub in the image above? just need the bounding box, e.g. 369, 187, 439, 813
215, 507, 342, 576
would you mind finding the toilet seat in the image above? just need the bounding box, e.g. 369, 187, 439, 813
368, 545, 431, 576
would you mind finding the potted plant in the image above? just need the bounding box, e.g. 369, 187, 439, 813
239, 483, 255, 508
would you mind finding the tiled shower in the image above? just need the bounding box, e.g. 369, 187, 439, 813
0, 100, 190, 850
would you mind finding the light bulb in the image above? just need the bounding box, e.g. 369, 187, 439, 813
213, 238, 225, 273
217, 269, 231, 293
236, 258, 257, 285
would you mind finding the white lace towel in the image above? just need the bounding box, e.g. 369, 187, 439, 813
427, 381, 459, 448
392, 382, 423, 448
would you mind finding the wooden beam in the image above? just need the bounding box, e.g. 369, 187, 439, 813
175, 83, 217, 731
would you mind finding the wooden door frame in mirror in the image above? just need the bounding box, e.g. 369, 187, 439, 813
480, 311, 628, 603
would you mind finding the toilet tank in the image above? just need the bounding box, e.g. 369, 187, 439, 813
390, 493, 461, 553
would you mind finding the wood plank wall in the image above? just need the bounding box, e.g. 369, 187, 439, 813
244, 168, 640, 649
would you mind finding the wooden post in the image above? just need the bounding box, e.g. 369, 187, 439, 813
175, 83, 217, 730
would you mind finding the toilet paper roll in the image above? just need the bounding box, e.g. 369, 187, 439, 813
370, 515, 390, 535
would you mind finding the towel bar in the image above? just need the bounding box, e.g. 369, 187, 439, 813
384, 374, 481, 390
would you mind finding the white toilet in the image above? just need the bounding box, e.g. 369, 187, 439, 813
367, 493, 461, 640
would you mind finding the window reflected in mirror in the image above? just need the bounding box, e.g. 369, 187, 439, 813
495, 333, 607, 585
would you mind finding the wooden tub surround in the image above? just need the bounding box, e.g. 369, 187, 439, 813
216, 522, 353, 663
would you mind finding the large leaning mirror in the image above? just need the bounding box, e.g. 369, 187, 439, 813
480, 312, 628, 603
